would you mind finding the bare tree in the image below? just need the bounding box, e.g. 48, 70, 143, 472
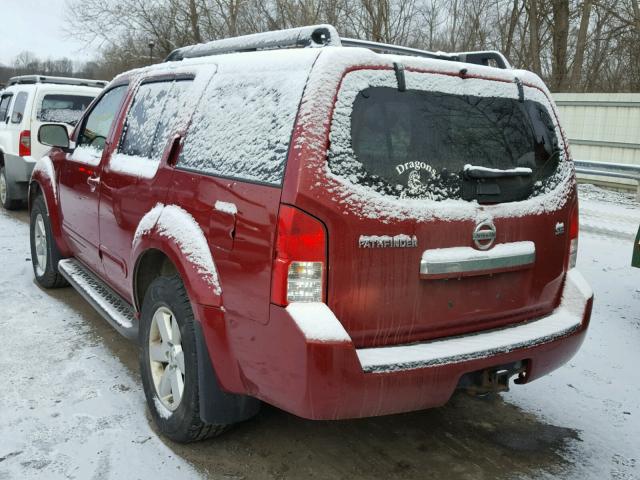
60, 0, 639, 91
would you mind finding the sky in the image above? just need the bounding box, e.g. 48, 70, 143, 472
0, 0, 99, 66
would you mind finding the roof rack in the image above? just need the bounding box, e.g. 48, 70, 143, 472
8, 75, 108, 88
340, 38, 511, 69
164, 24, 511, 70
166, 25, 340, 61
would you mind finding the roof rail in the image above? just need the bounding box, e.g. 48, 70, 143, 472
165, 24, 511, 70
453, 50, 512, 69
8, 75, 108, 88
166, 25, 340, 61
341, 38, 453, 62
341, 38, 511, 69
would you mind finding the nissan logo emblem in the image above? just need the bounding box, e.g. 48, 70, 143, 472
473, 220, 496, 250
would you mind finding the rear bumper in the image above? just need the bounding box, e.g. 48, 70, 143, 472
4, 153, 35, 183
215, 269, 593, 420
3, 154, 34, 201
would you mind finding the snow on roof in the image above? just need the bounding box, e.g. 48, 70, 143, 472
112, 47, 322, 85
112, 42, 549, 93
170, 24, 340, 60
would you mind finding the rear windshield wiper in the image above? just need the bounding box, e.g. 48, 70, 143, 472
463, 164, 533, 179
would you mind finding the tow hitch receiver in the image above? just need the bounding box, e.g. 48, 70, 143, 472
459, 361, 527, 396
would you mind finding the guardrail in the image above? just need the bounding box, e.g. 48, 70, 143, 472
574, 160, 640, 200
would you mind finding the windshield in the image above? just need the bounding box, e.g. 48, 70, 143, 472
38, 94, 95, 126
329, 86, 564, 203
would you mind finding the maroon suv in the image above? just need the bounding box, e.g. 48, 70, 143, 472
29, 25, 593, 442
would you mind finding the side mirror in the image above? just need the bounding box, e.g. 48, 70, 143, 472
38, 124, 70, 149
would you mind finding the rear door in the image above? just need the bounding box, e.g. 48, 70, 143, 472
292, 68, 573, 348
97, 76, 194, 298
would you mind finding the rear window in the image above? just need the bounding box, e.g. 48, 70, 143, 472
38, 94, 95, 126
329, 79, 567, 204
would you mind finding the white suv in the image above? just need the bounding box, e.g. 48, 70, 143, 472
0, 75, 105, 209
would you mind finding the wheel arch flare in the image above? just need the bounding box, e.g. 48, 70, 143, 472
131, 203, 223, 311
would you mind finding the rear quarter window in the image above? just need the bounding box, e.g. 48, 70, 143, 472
10, 92, 28, 124
178, 66, 311, 185
0, 94, 13, 121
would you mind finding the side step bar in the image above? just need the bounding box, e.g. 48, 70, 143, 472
58, 258, 138, 341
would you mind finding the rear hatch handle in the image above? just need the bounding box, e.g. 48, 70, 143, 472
420, 241, 536, 280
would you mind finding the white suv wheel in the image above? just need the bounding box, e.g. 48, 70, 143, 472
0, 170, 7, 205
33, 213, 48, 277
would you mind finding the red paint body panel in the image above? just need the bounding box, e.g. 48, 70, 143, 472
32, 50, 594, 423
201, 298, 591, 420
58, 156, 103, 271
29, 159, 72, 257
99, 152, 177, 302
283, 65, 574, 348
167, 170, 282, 317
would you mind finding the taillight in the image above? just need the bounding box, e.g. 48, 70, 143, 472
271, 205, 326, 306
568, 201, 579, 269
19, 130, 31, 157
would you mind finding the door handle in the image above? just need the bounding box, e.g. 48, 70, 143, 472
87, 175, 100, 192
164, 134, 183, 167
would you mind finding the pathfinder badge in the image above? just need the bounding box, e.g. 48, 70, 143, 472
359, 234, 418, 248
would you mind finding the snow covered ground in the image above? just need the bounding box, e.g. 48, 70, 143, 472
0, 210, 200, 479
579, 183, 640, 240
0, 184, 638, 479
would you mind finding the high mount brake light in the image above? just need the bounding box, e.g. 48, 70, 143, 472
19, 130, 31, 157
568, 201, 579, 269
271, 205, 327, 306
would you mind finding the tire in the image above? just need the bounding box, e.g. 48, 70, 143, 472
0, 166, 21, 210
139, 275, 228, 443
30, 195, 68, 288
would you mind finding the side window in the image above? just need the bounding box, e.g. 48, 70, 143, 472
76, 85, 127, 155
119, 81, 171, 157
149, 80, 191, 159
10, 92, 28, 124
0, 94, 13, 122
111, 79, 192, 178
177, 68, 310, 185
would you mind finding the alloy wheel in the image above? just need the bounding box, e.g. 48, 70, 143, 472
149, 306, 185, 411
0, 171, 7, 205
33, 214, 48, 277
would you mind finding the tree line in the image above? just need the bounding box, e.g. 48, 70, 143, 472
0, 51, 107, 86
3, 0, 639, 92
